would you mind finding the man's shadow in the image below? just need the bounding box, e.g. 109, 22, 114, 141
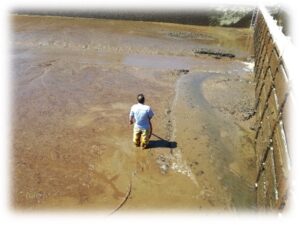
148, 133, 177, 149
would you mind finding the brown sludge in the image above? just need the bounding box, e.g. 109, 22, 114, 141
11, 15, 257, 211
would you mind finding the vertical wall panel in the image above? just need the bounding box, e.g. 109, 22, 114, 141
254, 9, 290, 210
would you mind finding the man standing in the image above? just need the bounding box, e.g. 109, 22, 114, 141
129, 94, 154, 149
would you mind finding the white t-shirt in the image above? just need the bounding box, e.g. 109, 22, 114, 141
129, 103, 154, 129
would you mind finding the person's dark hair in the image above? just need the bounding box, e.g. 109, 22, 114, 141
137, 94, 145, 104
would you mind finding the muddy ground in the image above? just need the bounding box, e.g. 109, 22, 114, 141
11, 15, 256, 212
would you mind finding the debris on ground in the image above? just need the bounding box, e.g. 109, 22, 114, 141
193, 48, 235, 58
167, 31, 215, 40
156, 155, 170, 175
178, 69, 189, 74
250, 122, 260, 131
242, 109, 256, 121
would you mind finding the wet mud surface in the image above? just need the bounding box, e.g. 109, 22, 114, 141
11, 15, 256, 212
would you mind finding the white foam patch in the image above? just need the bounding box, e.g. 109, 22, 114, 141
242, 61, 254, 72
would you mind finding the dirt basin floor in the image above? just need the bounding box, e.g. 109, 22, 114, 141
11, 15, 257, 212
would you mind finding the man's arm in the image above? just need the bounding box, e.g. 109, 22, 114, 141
129, 108, 134, 125
149, 118, 152, 138
148, 108, 154, 137
129, 115, 134, 125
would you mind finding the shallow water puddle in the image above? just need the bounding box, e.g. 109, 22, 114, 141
123, 54, 200, 70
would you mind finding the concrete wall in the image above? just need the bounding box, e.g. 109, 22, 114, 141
253, 10, 291, 210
